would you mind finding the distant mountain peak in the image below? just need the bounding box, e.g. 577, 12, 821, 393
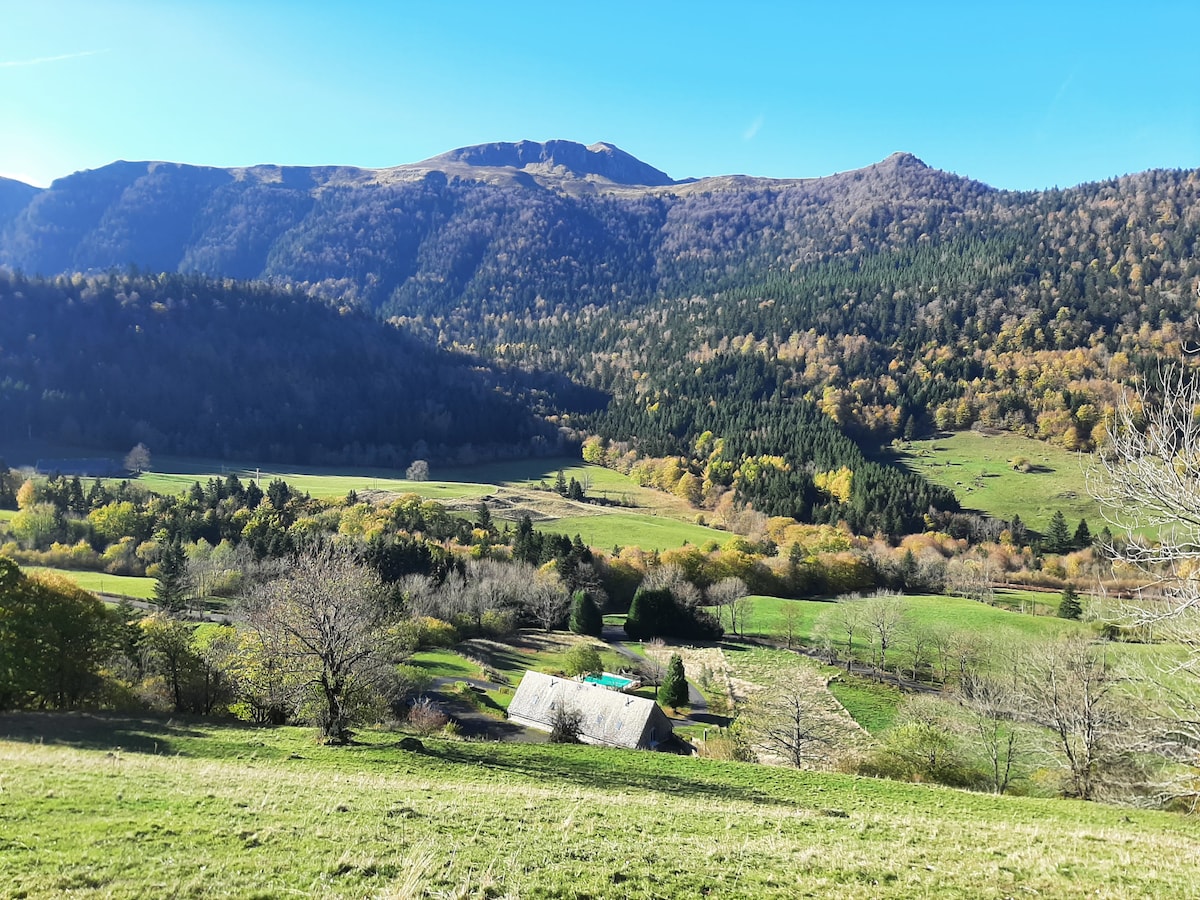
881, 151, 929, 169
423, 139, 677, 187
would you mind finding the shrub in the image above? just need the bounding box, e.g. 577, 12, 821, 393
562, 643, 602, 677
407, 697, 449, 735
550, 705, 584, 743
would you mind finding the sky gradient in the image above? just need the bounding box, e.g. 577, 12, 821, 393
2, 1, 1198, 190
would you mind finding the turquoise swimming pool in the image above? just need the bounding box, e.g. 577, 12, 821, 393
583, 672, 636, 690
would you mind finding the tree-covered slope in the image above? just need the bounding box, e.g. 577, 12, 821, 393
4, 143, 1199, 530
0, 271, 581, 465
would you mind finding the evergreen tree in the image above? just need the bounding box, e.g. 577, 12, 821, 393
658, 653, 688, 709
554, 470, 568, 495
567, 477, 585, 501
1058, 585, 1083, 620
1074, 518, 1092, 550
154, 540, 189, 613
245, 479, 264, 509
1045, 510, 1071, 554
476, 502, 493, 533
568, 590, 603, 637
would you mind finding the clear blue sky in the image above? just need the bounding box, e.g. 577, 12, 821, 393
2, 1, 1197, 190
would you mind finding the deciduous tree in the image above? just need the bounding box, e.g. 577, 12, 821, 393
242, 544, 397, 744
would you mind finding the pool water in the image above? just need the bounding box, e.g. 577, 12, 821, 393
583, 672, 635, 689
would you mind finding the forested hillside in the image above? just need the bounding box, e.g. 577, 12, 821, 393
4, 142, 1199, 532
0, 271, 586, 465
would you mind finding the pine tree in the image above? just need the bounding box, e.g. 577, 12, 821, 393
658, 653, 688, 709
568, 590, 603, 637
1058, 585, 1083, 620
1046, 510, 1071, 554
154, 540, 189, 614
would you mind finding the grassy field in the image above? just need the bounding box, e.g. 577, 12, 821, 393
1, 712, 1197, 898
827, 676, 905, 734
0, 508, 14, 524
897, 431, 1103, 532
538, 512, 728, 552
726, 592, 1090, 648
114, 455, 720, 552
135, 469, 492, 503
20, 565, 157, 600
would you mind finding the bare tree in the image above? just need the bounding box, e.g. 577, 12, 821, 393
1018, 636, 1135, 801
406, 459, 430, 481
903, 623, 935, 683
862, 592, 906, 677
635, 637, 667, 688
526, 577, 570, 632
740, 672, 837, 768
960, 674, 1024, 795
242, 544, 396, 744
124, 442, 151, 475
818, 597, 865, 672
930, 625, 986, 688
1086, 362, 1200, 795
708, 577, 749, 636
781, 601, 801, 650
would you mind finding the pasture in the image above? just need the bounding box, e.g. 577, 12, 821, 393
717, 591, 1089, 649
1, 712, 1197, 898
538, 512, 728, 552
119, 454, 724, 551
897, 431, 1103, 532
20, 565, 157, 600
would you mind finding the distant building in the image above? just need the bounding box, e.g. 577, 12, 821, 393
34, 458, 123, 477
507, 670, 674, 750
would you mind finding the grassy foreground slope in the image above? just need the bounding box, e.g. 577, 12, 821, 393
2, 714, 1197, 899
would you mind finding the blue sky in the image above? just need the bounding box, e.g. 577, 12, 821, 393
2, 1, 1197, 189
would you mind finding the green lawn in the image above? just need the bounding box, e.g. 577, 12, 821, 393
20, 565, 156, 600
539, 512, 729, 552
3, 713, 1195, 898
725, 593, 1089, 648
0, 508, 15, 524
897, 431, 1103, 532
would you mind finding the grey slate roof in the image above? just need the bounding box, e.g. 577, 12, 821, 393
507, 670, 673, 750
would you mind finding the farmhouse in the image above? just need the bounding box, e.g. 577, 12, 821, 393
507, 670, 674, 750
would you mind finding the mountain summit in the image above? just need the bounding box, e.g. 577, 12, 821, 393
421, 140, 678, 187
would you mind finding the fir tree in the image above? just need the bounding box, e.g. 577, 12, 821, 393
658, 653, 688, 709
1058, 585, 1083, 620
568, 590, 603, 637
154, 540, 189, 614
1074, 518, 1092, 550
1045, 510, 1071, 554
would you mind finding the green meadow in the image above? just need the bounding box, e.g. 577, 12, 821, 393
20, 565, 157, 600
1, 713, 1197, 899
719, 592, 1088, 648
117, 454, 724, 552
897, 431, 1103, 532
538, 513, 728, 552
